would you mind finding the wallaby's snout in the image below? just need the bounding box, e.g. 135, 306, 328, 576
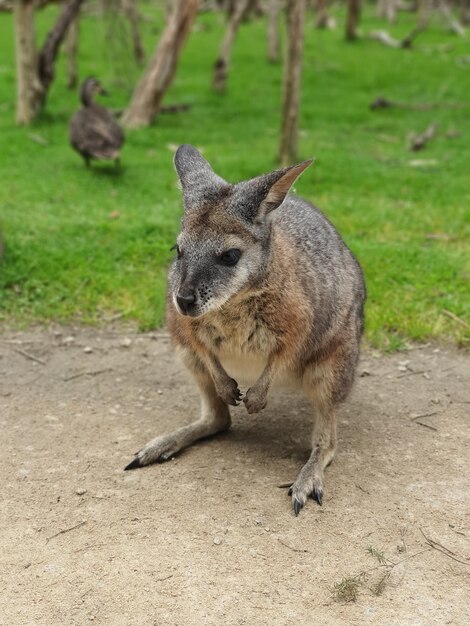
175, 287, 196, 316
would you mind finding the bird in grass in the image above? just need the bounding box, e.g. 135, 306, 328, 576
69, 77, 124, 168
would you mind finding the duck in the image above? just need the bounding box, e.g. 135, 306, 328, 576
69, 77, 124, 167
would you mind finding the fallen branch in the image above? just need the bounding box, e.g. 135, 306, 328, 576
370, 97, 463, 111
369, 23, 426, 49
409, 122, 438, 151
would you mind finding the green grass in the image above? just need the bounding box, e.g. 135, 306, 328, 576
0, 5, 469, 349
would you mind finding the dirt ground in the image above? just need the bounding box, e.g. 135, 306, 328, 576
1, 326, 469, 625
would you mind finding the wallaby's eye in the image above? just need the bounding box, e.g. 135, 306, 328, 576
170, 244, 182, 259
218, 248, 241, 266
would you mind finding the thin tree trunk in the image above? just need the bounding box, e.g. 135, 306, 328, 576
462, 0, 470, 24
213, 0, 250, 92
64, 5, 79, 89
267, 0, 280, 62
377, 0, 398, 23
15, 0, 41, 124
37, 0, 85, 106
122, 0, 199, 129
122, 0, 145, 65
278, 0, 306, 166
345, 0, 361, 41
314, 0, 335, 28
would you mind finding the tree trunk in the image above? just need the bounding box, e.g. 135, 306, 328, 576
37, 0, 84, 106
314, 0, 335, 29
267, 0, 280, 62
122, 0, 145, 65
213, 0, 250, 92
278, 0, 306, 167
64, 3, 79, 89
377, 0, 398, 23
345, 0, 361, 41
122, 0, 199, 129
462, 0, 470, 24
15, 0, 41, 124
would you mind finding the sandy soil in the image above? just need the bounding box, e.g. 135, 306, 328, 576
1, 326, 469, 625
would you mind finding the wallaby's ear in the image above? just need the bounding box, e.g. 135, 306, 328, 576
231, 159, 313, 224
174, 144, 228, 209
258, 159, 313, 220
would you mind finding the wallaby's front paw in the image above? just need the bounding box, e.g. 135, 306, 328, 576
215, 376, 242, 406
243, 386, 267, 414
124, 434, 179, 470
288, 474, 323, 516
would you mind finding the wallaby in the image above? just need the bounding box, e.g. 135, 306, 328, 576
125, 145, 366, 515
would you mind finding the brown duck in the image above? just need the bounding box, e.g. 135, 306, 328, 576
70, 77, 124, 167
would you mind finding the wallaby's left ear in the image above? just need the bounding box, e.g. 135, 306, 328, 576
258, 159, 313, 220
232, 159, 313, 224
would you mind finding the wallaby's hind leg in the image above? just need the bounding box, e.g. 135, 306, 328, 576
288, 351, 356, 515
289, 400, 337, 515
125, 358, 231, 470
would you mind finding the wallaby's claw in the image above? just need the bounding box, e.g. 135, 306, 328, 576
124, 434, 179, 469
216, 376, 241, 406
293, 498, 302, 516
124, 457, 141, 471
312, 487, 323, 506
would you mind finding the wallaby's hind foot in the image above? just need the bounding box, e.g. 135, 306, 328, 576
124, 416, 230, 470
288, 452, 325, 516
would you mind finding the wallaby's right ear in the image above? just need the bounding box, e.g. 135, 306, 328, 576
174, 145, 228, 209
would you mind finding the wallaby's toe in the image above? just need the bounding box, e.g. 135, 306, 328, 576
216, 376, 241, 406
288, 473, 324, 515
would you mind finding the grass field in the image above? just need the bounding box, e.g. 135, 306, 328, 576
0, 4, 469, 349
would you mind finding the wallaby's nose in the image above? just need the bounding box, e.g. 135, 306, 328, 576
176, 291, 196, 315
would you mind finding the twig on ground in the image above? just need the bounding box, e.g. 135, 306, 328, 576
46, 520, 87, 542
13, 348, 46, 365
28, 133, 49, 146
410, 411, 438, 421
277, 481, 294, 488
420, 528, 470, 566
278, 538, 309, 553
414, 421, 438, 431
409, 123, 438, 151
442, 309, 469, 329
63, 368, 112, 382
397, 369, 428, 379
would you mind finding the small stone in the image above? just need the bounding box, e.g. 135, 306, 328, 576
157, 390, 163, 395
64, 336, 75, 345
83, 346, 93, 354
213, 537, 222, 545
76, 488, 87, 496
120, 337, 132, 348
23, 561, 31, 569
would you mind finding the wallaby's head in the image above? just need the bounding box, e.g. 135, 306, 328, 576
170, 145, 312, 318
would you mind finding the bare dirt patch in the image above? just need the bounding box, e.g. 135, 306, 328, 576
1, 326, 469, 625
